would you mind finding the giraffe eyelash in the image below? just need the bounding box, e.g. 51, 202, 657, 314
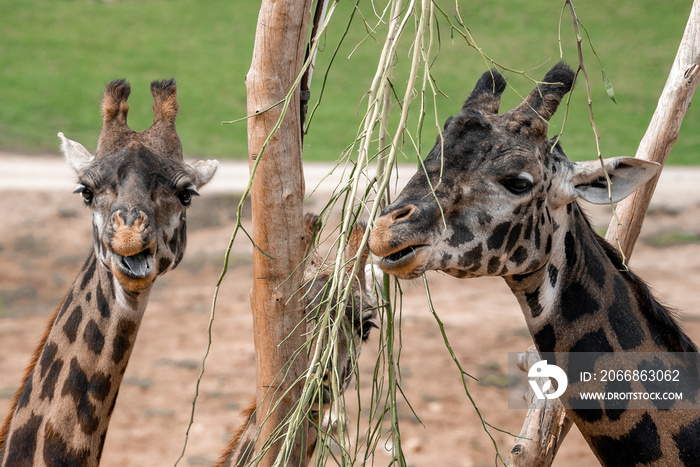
74, 184, 95, 205
177, 187, 199, 206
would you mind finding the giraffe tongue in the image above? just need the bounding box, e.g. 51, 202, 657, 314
121, 251, 152, 278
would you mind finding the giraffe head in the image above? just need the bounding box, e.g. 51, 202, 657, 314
303, 213, 380, 410
370, 62, 659, 280
59, 79, 218, 292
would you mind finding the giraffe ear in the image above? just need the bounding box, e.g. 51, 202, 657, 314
58, 132, 94, 173
189, 159, 219, 189
303, 212, 321, 250
570, 157, 661, 205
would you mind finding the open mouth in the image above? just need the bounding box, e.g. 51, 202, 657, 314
113, 249, 155, 280
380, 244, 427, 267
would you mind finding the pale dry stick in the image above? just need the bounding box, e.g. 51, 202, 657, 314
365, 0, 425, 226
270, 2, 416, 462
305, 2, 431, 463
321, 0, 412, 372
375, 60, 393, 188
276, 4, 413, 463
419, 2, 441, 154
507, 2, 700, 465
413, 0, 433, 153
320, 0, 408, 300
328, 3, 428, 462
506, 346, 573, 467
412, 3, 449, 231
604, 0, 700, 258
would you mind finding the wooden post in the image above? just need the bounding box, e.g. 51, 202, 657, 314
606, 0, 700, 256
246, 0, 313, 464
506, 346, 573, 467
508, 2, 700, 464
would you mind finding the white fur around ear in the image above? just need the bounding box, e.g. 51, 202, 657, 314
570, 157, 661, 205
189, 159, 219, 189
58, 132, 94, 173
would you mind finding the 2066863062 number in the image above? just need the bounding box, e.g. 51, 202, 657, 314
600, 369, 680, 382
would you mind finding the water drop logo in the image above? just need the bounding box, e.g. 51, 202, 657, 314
528, 360, 568, 400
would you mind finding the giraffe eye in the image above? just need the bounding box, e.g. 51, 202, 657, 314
74, 185, 94, 205
177, 188, 198, 206
361, 318, 379, 341
502, 177, 533, 195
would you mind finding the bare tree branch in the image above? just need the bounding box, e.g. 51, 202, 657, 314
605, 0, 700, 256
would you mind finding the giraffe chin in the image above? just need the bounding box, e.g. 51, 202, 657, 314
377, 244, 429, 279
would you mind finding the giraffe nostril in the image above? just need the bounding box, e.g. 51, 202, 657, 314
133, 211, 148, 232
112, 210, 125, 230
391, 205, 416, 223
112, 209, 150, 232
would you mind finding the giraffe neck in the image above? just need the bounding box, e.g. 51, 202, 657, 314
0, 250, 151, 467
505, 202, 700, 466
216, 400, 257, 467
505, 202, 695, 355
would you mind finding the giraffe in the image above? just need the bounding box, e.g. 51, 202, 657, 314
368, 62, 700, 466
216, 213, 380, 466
0, 79, 218, 466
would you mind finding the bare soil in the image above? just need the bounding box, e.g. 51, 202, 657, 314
1, 158, 699, 466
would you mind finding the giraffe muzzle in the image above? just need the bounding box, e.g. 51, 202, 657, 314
106, 209, 158, 282
370, 205, 432, 279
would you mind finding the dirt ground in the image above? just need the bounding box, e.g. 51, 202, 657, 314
1, 155, 699, 466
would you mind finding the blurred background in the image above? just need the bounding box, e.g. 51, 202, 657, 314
1, 0, 697, 164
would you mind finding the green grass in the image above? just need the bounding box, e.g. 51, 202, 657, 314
645, 231, 700, 247
0, 0, 697, 164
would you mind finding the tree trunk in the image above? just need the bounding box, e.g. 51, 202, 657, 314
246, 0, 313, 465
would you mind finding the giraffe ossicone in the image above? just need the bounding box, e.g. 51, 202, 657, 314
0, 78, 217, 466
369, 62, 700, 466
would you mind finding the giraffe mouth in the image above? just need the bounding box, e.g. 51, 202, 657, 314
113, 249, 155, 280
378, 244, 428, 276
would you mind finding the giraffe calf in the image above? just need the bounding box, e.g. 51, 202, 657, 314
216, 213, 380, 466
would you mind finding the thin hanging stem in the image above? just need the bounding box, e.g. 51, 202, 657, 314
564, 0, 628, 268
